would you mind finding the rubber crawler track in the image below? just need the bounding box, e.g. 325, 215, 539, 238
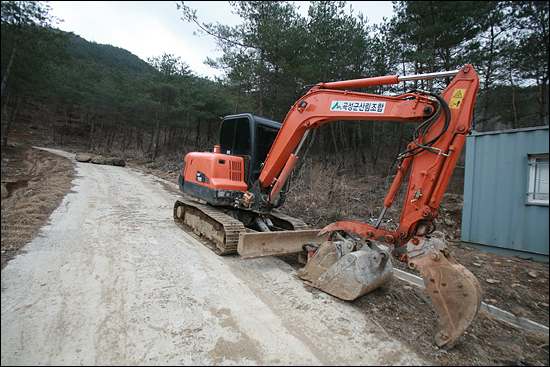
174, 198, 308, 255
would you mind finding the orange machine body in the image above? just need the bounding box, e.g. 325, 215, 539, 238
184, 152, 248, 191
178, 113, 282, 206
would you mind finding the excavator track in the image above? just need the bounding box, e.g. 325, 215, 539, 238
267, 211, 310, 231
174, 198, 309, 255
174, 199, 244, 255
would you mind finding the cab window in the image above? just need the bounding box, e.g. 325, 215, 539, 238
255, 124, 279, 164
220, 118, 251, 156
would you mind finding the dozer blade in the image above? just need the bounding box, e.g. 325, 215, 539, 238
407, 238, 483, 349
237, 230, 329, 259
297, 234, 393, 301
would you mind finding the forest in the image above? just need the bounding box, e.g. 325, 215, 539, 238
1, 1, 548, 170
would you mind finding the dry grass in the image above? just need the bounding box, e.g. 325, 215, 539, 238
282, 159, 404, 230
1, 143, 75, 269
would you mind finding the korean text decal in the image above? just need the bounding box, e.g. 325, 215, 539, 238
330, 101, 386, 113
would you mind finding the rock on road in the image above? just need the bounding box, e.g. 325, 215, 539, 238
1, 147, 426, 366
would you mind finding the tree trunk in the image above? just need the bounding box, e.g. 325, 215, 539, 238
480, 24, 499, 131
195, 118, 201, 150
537, 79, 547, 126
270, 66, 279, 121
1, 24, 21, 99
207, 119, 213, 146
108, 119, 117, 150
182, 119, 191, 154
163, 123, 168, 148
330, 123, 339, 156
234, 88, 241, 114
352, 121, 358, 170
1, 96, 20, 148
320, 127, 327, 165
152, 119, 161, 161
125, 124, 133, 150
339, 121, 348, 151
107, 120, 113, 147
136, 119, 142, 150
259, 49, 265, 117
509, 57, 518, 129
355, 121, 367, 165
98, 118, 104, 148
147, 120, 155, 153
167, 125, 173, 151
120, 122, 127, 152
88, 113, 95, 151
369, 122, 381, 166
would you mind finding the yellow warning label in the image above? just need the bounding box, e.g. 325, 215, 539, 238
449, 88, 466, 109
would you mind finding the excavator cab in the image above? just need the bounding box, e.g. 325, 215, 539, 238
178, 113, 281, 206
175, 113, 316, 255
218, 114, 281, 187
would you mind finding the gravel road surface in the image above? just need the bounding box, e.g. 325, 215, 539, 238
1, 148, 426, 366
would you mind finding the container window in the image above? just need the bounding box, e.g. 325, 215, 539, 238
527, 154, 549, 205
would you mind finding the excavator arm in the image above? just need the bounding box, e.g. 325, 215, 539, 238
259, 66, 478, 254
259, 89, 434, 204
250, 65, 482, 349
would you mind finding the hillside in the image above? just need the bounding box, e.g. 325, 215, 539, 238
66, 33, 153, 75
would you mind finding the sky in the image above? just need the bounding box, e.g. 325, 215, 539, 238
48, 1, 395, 79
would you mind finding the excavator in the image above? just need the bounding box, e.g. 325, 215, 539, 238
174, 64, 483, 349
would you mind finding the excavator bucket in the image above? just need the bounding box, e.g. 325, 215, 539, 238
407, 238, 483, 349
237, 229, 329, 259
296, 233, 393, 301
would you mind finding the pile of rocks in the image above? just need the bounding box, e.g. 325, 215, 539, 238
75, 153, 125, 167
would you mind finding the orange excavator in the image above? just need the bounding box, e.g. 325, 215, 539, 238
174, 64, 482, 349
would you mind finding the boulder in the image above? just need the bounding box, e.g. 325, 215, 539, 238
104, 159, 125, 167
76, 153, 124, 167
91, 156, 105, 164
1, 184, 8, 199
75, 153, 93, 162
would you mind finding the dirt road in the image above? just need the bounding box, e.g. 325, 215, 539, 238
1, 148, 426, 366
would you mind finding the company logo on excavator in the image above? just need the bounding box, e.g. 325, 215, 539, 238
330, 101, 386, 113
